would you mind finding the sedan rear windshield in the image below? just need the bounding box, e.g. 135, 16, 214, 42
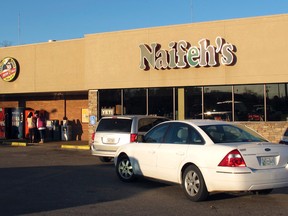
96, 119, 132, 133
200, 124, 268, 143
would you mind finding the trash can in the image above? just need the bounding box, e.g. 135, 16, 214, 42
46, 120, 61, 141
53, 125, 60, 141
52, 120, 61, 141
46, 120, 53, 142
46, 127, 53, 142
61, 125, 72, 141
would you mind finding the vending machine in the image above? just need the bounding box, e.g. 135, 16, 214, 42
4, 108, 25, 139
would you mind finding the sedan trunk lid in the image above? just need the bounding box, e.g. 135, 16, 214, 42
236, 142, 288, 169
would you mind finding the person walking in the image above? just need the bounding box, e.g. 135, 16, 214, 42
35, 111, 46, 143
27, 111, 36, 143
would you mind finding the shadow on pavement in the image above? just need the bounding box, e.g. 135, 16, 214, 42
0, 163, 168, 215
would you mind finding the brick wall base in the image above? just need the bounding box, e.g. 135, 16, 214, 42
88, 90, 98, 144
0, 99, 89, 141
240, 122, 288, 143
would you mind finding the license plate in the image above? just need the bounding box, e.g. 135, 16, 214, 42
260, 156, 276, 166
106, 138, 115, 144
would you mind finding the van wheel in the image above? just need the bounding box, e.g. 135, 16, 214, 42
116, 156, 135, 182
99, 157, 113, 162
182, 165, 209, 202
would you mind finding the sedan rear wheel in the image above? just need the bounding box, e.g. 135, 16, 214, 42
116, 156, 135, 182
182, 165, 209, 202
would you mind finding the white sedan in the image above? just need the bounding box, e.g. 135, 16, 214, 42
114, 120, 288, 201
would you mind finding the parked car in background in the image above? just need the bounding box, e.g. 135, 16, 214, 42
248, 105, 282, 121
199, 101, 248, 121
115, 120, 288, 201
279, 128, 288, 144
91, 115, 170, 162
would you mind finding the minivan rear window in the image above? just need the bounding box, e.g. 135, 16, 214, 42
96, 119, 132, 133
138, 118, 169, 132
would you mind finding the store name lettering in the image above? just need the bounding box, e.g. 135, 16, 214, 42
139, 36, 236, 70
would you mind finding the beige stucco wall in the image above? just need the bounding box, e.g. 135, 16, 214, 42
84, 14, 288, 90
0, 14, 288, 93
0, 39, 84, 94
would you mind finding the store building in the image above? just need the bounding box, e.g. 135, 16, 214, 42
1, 14, 288, 142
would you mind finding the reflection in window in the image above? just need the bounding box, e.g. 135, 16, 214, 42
204, 86, 233, 121
235, 85, 263, 121
124, 89, 146, 115
98, 89, 121, 118
185, 87, 202, 119
266, 84, 288, 121
148, 88, 173, 119
97, 83, 288, 122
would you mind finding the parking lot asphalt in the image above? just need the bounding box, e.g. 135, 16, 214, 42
0, 139, 90, 150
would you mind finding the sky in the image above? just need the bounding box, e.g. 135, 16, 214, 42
1, 0, 288, 46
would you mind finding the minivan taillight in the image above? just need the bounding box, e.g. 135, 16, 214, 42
130, 133, 138, 142
90, 132, 95, 146
218, 149, 246, 167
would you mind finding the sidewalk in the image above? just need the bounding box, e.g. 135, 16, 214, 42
0, 139, 90, 150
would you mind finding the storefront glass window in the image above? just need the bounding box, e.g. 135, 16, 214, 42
234, 85, 263, 121
97, 84, 287, 122
203, 86, 233, 121
98, 89, 121, 117
124, 89, 147, 115
148, 88, 173, 119
184, 87, 202, 119
266, 84, 288, 121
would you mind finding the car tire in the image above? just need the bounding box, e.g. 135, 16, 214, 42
182, 165, 209, 202
116, 155, 135, 182
99, 157, 113, 162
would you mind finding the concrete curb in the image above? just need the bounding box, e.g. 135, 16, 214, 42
1, 140, 90, 150
60, 144, 90, 150
11, 142, 28, 147
1, 141, 29, 147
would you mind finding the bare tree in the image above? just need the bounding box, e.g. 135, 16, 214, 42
0, 40, 12, 47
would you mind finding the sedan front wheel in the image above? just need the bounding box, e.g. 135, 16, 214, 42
182, 165, 209, 202
116, 155, 135, 182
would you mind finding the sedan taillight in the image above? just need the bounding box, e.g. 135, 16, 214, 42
218, 149, 246, 167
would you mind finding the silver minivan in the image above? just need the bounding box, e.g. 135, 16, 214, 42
91, 115, 170, 162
